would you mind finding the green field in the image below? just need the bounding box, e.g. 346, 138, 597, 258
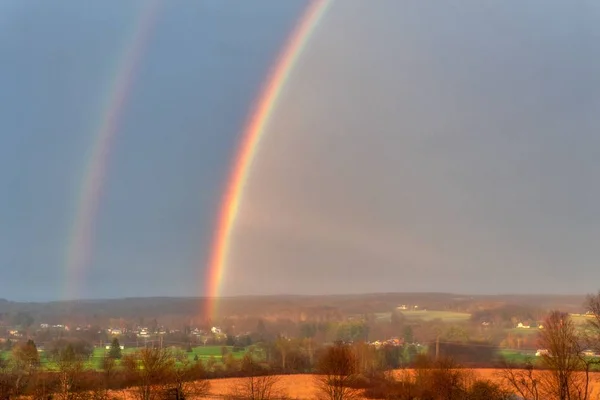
399, 310, 472, 322
1, 345, 252, 371
497, 349, 537, 364
506, 328, 540, 336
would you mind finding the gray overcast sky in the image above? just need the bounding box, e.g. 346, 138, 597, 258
2, 0, 600, 301
0, 0, 305, 300
228, 0, 600, 296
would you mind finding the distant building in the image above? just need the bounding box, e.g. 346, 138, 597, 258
386, 337, 404, 346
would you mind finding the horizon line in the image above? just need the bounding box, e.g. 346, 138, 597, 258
2, 291, 593, 304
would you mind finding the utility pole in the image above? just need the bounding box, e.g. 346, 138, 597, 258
435, 334, 440, 360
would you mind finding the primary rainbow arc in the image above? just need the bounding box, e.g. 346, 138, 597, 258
204, 0, 333, 318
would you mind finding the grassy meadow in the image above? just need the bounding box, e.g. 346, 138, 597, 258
0, 345, 252, 371
399, 309, 472, 322
374, 309, 472, 323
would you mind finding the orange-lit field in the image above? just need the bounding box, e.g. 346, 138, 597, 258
199, 370, 600, 399
108, 369, 600, 399
203, 375, 319, 398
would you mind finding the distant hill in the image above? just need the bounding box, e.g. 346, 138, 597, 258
0, 292, 588, 325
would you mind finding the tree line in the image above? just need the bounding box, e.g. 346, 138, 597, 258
2, 292, 600, 399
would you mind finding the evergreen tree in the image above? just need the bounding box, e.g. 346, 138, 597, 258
62, 343, 76, 362
256, 319, 266, 341
108, 337, 122, 359
26, 339, 37, 352
226, 335, 235, 346
403, 326, 414, 343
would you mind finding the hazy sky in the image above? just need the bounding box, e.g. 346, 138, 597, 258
2, 0, 600, 301
0, 0, 305, 300
228, 0, 600, 296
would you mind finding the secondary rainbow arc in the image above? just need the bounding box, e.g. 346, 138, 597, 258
63, 0, 162, 300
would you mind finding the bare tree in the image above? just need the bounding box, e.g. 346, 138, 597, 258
499, 360, 542, 400
412, 355, 469, 400
123, 347, 174, 400
468, 379, 513, 400
315, 343, 360, 400
584, 292, 600, 353
0, 355, 15, 400
28, 373, 57, 400
101, 356, 117, 389
85, 358, 111, 400
229, 375, 285, 400
303, 337, 316, 368
275, 336, 291, 371
502, 311, 592, 400
538, 311, 590, 400
229, 354, 286, 400
55, 344, 86, 400
166, 359, 210, 400
11, 340, 40, 396
351, 341, 381, 378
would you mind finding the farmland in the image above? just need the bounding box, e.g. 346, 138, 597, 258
571, 313, 595, 325
399, 309, 472, 322
200, 370, 600, 399
373, 309, 472, 323
0, 345, 252, 371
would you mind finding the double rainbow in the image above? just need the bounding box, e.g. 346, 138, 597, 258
63, 0, 332, 307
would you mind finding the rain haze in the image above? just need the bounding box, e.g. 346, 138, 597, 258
2, 0, 600, 301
